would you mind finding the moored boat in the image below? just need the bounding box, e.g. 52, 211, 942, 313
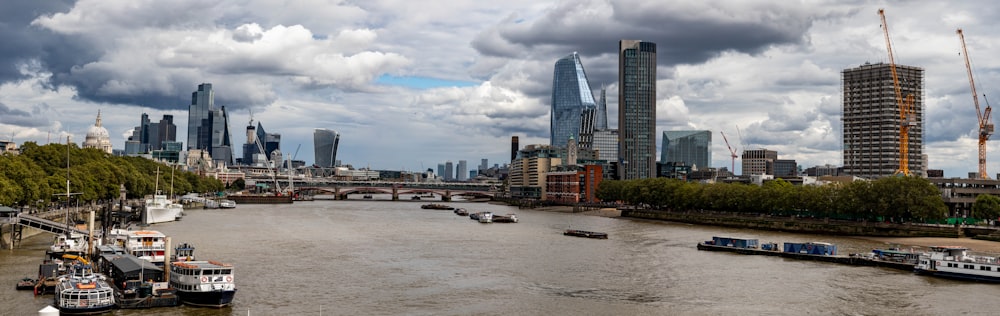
169, 260, 237, 307
915, 246, 1000, 282
144, 194, 184, 225
54, 264, 116, 315
109, 229, 168, 266
563, 229, 608, 239
421, 204, 453, 210
478, 212, 493, 223
218, 200, 237, 209
454, 208, 469, 216
17, 277, 36, 290
493, 213, 517, 223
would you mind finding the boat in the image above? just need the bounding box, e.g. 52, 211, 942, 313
35, 261, 62, 295
17, 277, 36, 290
493, 214, 518, 223
53, 264, 116, 315
143, 194, 184, 225
453, 208, 469, 216
478, 212, 493, 223
421, 204, 453, 210
109, 229, 168, 266
915, 246, 1000, 282
169, 259, 237, 307
226, 193, 293, 204
563, 229, 608, 239
47, 232, 89, 257
411, 196, 421, 201
218, 200, 237, 209
363, 194, 373, 199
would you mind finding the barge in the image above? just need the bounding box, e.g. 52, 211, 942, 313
564, 229, 608, 239
226, 194, 293, 204
696, 237, 915, 272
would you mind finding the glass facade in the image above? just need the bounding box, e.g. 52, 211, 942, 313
618, 40, 657, 180
187, 83, 213, 150
551, 52, 599, 146
661, 130, 711, 170
313, 128, 340, 168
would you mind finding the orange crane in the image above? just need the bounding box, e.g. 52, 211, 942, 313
879, 8, 916, 176
720, 131, 738, 174
957, 28, 993, 179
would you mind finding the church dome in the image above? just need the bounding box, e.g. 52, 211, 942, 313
83, 110, 113, 154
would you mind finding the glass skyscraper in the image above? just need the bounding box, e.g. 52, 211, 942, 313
313, 128, 340, 168
618, 40, 657, 180
551, 52, 600, 147
187, 83, 234, 166
661, 130, 711, 170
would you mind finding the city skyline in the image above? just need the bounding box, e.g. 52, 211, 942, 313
3, 2, 1000, 177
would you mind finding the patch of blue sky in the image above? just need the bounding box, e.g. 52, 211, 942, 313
375, 75, 478, 89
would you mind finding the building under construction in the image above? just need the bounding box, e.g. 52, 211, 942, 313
842, 62, 924, 178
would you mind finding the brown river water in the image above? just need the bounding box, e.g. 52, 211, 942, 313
2, 200, 999, 315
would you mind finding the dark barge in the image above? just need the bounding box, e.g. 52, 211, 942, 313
696, 237, 915, 272
564, 229, 608, 239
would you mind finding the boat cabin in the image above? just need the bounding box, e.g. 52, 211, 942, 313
708, 236, 760, 249
784, 242, 837, 255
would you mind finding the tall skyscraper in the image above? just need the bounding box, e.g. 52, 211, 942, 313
457, 160, 468, 181
661, 131, 711, 170
511, 136, 519, 162
479, 159, 488, 172
445, 161, 454, 180
597, 87, 608, 130
437, 163, 445, 178
313, 129, 340, 168
187, 83, 213, 151
842, 62, 924, 178
618, 40, 657, 180
186, 83, 234, 166
551, 52, 599, 147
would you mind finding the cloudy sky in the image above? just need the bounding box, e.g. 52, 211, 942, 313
2, 0, 999, 177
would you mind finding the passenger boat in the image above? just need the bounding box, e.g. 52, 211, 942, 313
109, 229, 168, 266
915, 246, 1000, 282
563, 229, 608, 239
169, 260, 237, 307
143, 194, 184, 225
54, 264, 116, 315
47, 232, 89, 257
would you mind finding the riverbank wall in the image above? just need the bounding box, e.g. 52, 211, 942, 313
621, 209, 979, 238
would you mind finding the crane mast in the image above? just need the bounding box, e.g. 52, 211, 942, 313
720, 131, 738, 174
958, 28, 993, 179
879, 8, 915, 176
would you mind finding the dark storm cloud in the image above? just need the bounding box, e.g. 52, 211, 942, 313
0, 0, 87, 83
473, 1, 825, 67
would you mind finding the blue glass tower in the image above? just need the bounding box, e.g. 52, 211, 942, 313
551, 52, 599, 147
661, 130, 711, 169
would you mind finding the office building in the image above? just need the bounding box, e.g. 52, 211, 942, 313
187, 83, 234, 166
842, 62, 924, 178
437, 163, 445, 178
242, 121, 280, 166
479, 159, 489, 173
742, 149, 777, 176
618, 40, 657, 180
457, 160, 468, 181
313, 129, 340, 168
661, 131, 711, 170
551, 52, 599, 147
774, 159, 798, 178
592, 129, 618, 163
511, 136, 519, 162
445, 161, 454, 181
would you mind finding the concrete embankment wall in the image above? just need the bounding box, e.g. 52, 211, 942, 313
622, 210, 965, 238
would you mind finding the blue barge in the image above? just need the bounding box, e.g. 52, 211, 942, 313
696, 237, 914, 272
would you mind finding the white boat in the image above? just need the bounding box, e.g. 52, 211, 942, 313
48, 232, 89, 256
479, 212, 493, 223
915, 246, 1000, 282
169, 244, 237, 308
110, 229, 168, 266
143, 194, 184, 224
54, 264, 116, 315
218, 200, 236, 209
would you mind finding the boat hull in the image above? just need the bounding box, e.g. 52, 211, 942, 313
914, 268, 1000, 283
177, 289, 237, 307
56, 304, 116, 315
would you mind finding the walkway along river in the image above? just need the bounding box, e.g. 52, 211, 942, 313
1, 201, 997, 315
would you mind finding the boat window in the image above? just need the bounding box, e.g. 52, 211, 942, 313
964, 264, 974, 269
222, 269, 231, 274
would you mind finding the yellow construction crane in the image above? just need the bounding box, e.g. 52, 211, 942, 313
879, 8, 916, 176
957, 28, 993, 179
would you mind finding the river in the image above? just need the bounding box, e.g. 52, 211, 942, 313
1, 200, 997, 315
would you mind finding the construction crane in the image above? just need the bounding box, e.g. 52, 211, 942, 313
879, 8, 916, 176
958, 28, 994, 179
720, 131, 738, 173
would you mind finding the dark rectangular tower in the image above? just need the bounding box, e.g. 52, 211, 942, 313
618, 40, 657, 180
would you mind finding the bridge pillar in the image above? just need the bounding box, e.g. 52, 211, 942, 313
442, 190, 451, 202
334, 187, 341, 200
392, 186, 399, 201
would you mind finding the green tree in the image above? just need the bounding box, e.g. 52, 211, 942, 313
972, 194, 1000, 221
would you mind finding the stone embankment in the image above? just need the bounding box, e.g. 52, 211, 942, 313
620, 209, 988, 238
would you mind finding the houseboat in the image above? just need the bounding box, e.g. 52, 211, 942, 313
110, 229, 168, 266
